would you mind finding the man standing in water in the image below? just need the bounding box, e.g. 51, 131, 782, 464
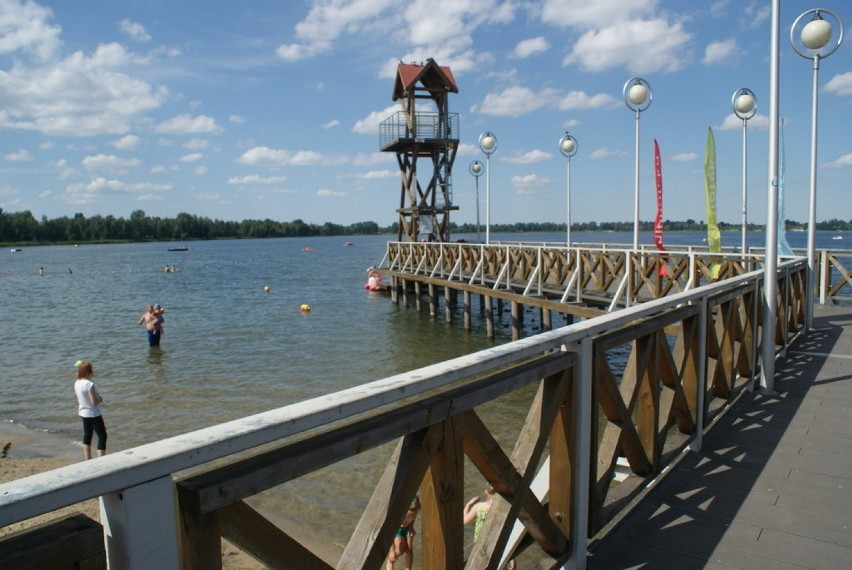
138, 304, 161, 347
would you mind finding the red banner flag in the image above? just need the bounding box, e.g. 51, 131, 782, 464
653, 140, 668, 276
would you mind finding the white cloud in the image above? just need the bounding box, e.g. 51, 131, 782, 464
503, 149, 552, 165
227, 175, 288, 185
184, 138, 208, 150
511, 173, 551, 194
81, 154, 141, 173
540, 0, 657, 28
322, 119, 340, 129
179, 153, 204, 163
825, 72, 852, 96
316, 188, 348, 197
717, 113, 769, 132
824, 154, 852, 169
512, 36, 549, 59
65, 177, 171, 204
702, 39, 737, 65
155, 114, 222, 135
352, 105, 397, 135
590, 148, 626, 160
558, 91, 617, 110
276, 0, 513, 70
119, 19, 151, 42
194, 165, 207, 175
229, 115, 245, 124
564, 18, 692, 74
0, 43, 168, 136
671, 153, 697, 163
5, 149, 33, 162
475, 86, 558, 117
0, 0, 62, 62
111, 135, 140, 150
236, 146, 346, 167
355, 170, 395, 180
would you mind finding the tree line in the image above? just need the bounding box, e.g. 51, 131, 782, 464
1, 208, 850, 245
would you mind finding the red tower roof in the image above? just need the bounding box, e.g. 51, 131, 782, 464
392, 58, 458, 101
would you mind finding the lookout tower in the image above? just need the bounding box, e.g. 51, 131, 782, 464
379, 59, 459, 242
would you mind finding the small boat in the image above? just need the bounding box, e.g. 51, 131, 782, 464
832, 235, 843, 240
168, 246, 190, 251
343, 241, 353, 246
364, 269, 388, 292
9, 248, 22, 252
302, 247, 315, 252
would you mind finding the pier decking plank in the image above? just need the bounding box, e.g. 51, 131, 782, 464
588, 304, 852, 570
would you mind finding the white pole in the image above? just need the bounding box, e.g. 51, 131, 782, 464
741, 117, 748, 255
760, 0, 780, 395
566, 156, 572, 247
633, 108, 640, 251
805, 53, 820, 330
485, 152, 491, 245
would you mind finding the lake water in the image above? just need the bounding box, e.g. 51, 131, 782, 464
1, 229, 846, 552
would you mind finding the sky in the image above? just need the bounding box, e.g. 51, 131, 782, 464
0, 0, 850, 229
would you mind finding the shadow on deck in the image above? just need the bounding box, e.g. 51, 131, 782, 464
587, 304, 852, 569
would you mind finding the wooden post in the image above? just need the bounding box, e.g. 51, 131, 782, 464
511, 301, 522, 340
463, 291, 471, 331
429, 283, 437, 317
445, 286, 453, 323
421, 418, 465, 569
415, 281, 422, 312
485, 295, 494, 339
402, 279, 409, 308
541, 308, 551, 332
101, 476, 180, 569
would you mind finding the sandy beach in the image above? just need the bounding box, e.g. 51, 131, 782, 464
0, 421, 340, 568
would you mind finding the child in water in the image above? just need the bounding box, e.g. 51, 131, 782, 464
154, 304, 165, 335
386, 496, 420, 570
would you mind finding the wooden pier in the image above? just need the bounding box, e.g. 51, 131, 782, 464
0, 245, 850, 569
587, 303, 852, 569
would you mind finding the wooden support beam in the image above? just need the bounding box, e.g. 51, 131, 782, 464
220, 501, 333, 570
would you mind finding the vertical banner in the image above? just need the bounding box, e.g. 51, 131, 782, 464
704, 128, 722, 278
653, 139, 669, 276
778, 119, 794, 256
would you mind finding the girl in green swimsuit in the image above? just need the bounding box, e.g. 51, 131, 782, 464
386, 496, 420, 570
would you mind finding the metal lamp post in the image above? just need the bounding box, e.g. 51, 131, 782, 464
479, 132, 498, 245
791, 8, 844, 331
469, 160, 484, 243
559, 132, 578, 247
732, 88, 757, 256
623, 78, 653, 251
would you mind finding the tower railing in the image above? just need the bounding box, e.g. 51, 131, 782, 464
379, 111, 460, 149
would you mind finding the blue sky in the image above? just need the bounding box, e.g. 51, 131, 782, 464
0, 0, 849, 228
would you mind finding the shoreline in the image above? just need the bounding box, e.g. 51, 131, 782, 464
0, 421, 342, 568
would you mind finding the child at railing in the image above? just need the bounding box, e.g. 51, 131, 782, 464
386, 496, 420, 570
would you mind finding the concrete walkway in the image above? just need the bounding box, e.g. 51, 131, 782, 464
587, 304, 852, 569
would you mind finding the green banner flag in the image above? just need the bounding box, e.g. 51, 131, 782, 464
704, 127, 722, 277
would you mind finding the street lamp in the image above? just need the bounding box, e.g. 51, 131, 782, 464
732, 88, 757, 256
790, 8, 844, 330
479, 132, 498, 245
469, 160, 484, 243
623, 78, 653, 251
559, 132, 578, 247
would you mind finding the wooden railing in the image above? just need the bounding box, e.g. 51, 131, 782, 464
382, 242, 850, 309
0, 258, 807, 569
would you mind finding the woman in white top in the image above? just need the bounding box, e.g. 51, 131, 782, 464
74, 360, 107, 459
